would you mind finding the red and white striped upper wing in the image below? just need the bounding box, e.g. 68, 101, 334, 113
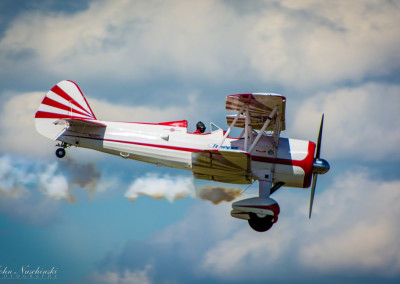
225, 93, 286, 131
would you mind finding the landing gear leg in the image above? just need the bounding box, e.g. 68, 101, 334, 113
231, 171, 281, 233
248, 171, 274, 232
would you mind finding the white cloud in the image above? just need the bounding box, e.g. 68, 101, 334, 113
97, 170, 400, 282
199, 171, 400, 280
89, 97, 191, 123
262, 0, 400, 87
0, 0, 238, 81
300, 222, 397, 274
88, 265, 152, 284
298, 171, 400, 275
0, 195, 62, 227
1, 0, 399, 89
289, 83, 400, 161
153, 202, 240, 250
0, 92, 55, 158
201, 223, 294, 277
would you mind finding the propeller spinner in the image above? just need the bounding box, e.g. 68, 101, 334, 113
309, 114, 330, 218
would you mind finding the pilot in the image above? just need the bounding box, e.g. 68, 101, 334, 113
194, 121, 206, 134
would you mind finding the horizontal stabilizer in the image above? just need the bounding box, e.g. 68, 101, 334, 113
54, 118, 106, 128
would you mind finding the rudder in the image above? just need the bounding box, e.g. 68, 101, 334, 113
35, 80, 97, 140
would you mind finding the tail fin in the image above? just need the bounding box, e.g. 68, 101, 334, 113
35, 80, 98, 140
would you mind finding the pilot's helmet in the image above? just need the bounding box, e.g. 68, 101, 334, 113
196, 121, 206, 133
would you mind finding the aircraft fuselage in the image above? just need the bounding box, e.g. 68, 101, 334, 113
59, 120, 315, 188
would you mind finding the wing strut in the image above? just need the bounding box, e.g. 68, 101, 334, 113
238, 128, 245, 139
244, 105, 250, 151
273, 111, 281, 146
248, 105, 279, 153
217, 104, 245, 150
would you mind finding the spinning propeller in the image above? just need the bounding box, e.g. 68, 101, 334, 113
309, 114, 330, 218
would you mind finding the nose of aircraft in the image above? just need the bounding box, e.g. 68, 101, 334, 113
313, 158, 330, 175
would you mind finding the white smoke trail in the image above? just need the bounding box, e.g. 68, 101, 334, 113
125, 174, 195, 202
0, 155, 34, 197
0, 155, 101, 202
60, 157, 101, 199
196, 186, 243, 204
38, 162, 74, 202
1, 154, 242, 205
124, 173, 243, 204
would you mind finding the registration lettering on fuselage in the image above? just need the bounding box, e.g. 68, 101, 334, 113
210, 144, 239, 150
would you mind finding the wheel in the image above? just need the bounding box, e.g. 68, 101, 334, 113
55, 148, 66, 158
248, 213, 274, 232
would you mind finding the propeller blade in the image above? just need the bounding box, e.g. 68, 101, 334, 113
309, 173, 318, 219
315, 114, 324, 159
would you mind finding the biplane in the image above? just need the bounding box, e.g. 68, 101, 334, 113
35, 80, 330, 232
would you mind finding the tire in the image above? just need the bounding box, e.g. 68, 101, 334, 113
55, 148, 66, 158
248, 213, 274, 232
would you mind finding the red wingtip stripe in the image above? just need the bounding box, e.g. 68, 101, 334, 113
41, 96, 93, 118
51, 85, 91, 116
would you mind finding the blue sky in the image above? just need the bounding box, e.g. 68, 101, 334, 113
1, 0, 400, 283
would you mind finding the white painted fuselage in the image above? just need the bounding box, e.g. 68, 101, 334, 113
58, 120, 315, 188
